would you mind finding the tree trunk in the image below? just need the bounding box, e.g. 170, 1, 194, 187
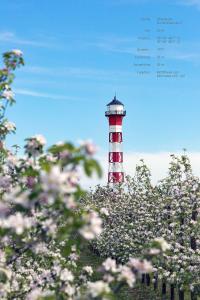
141, 274, 145, 284
162, 282, 166, 295
191, 291, 197, 300
146, 274, 150, 286
170, 284, 175, 300
154, 274, 158, 290
179, 289, 184, 300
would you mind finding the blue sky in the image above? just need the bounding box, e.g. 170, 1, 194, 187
1, 0, 200, 159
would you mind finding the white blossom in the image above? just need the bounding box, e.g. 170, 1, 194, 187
12, 49, 23, 56
64, 284, 75, 296
79, 139, 97, 155
40, 166, 70, 194
102, 258, 117, 273
87, 280, 110, 297
117, 265, 136, 288
2, 90, 14, 100
154, 237, 171, 252
83, 266, 93, 275
79, 211, 102, 240
1, 212, 33, 235
4, 121, 16, 131
33, 243, 48, 254
60, 269, 74, 282
100, 207, 109, 216
34, 134, 46, 146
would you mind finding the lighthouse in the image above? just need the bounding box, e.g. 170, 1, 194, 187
105, 96, 126, 184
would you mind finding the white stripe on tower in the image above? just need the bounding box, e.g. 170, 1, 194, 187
109, 125, 122, 132
109, 163, 124, 172
105, 96, 126, 184
109, 142, 123, 152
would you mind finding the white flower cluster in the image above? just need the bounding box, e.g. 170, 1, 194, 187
80, 211, 102, 240
24, 134, 46, 157
79, 139, 97, 155
11, 49, 23, 56
0, 212, 34, 235
0, 121, 16, 135
86, 256, 153, 298
87, 280, 111, 298
1, 90, 14, 101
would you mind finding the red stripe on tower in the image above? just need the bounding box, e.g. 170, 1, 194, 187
109, 152, 123, 163
105, 96, 126, 184
109, 132, 123, 143
108, 116, 123, 126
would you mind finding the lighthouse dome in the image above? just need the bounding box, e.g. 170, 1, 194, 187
107, 96, 124, 106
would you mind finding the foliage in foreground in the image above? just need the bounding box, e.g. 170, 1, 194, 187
0, 50, 166, 299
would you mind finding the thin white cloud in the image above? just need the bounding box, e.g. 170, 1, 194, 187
82, 152, 200, 189
164, 49, 200, 64
109, 0, 155, 5
14, 88, 85, 101
21, 65, 135, 81
86, 36, 137, 54
170, 52, 200, 62
111, 0, 200, 7
0, 31, 136, 54
0, 31, 56, 48
161, 39, 200, 64
178, 0, 200, 9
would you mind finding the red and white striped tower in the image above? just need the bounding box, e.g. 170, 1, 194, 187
105, 96, 126, 184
